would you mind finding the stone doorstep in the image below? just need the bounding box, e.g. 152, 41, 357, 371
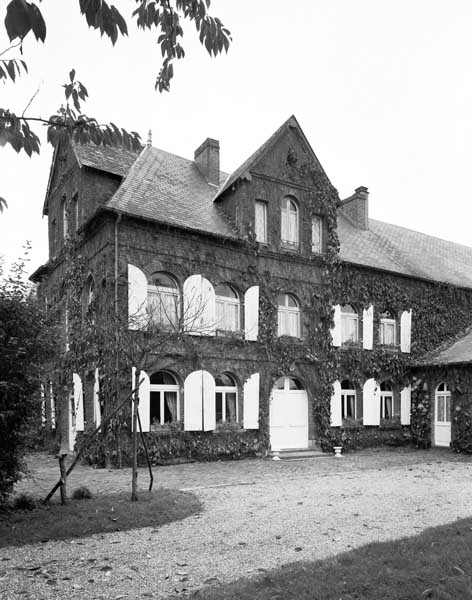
269, 448, 327, 460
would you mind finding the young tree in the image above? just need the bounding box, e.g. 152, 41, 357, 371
0, 0, 231, 207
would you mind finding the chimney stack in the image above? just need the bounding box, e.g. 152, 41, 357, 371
339, 186, 369, 230
194, 138, 220, 186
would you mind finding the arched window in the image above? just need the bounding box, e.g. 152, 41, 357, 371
380, 381, 394, 419
148, 272, 179, 327
150, 371, 180, 427
277, 293, 300, 337
274, 376, 304, 390
379, 310, 396, 345
215, 373, 238, 423
341, 380, 356, 419
281, 197, 299, 247
215, 283, 240, 332
435, 382, 451, 424
341, 304, 359, 343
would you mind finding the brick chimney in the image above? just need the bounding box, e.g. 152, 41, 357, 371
194, 138, 220, 186
339, 186, 369, 230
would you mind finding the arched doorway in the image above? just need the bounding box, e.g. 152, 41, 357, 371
270, 376, 308, 451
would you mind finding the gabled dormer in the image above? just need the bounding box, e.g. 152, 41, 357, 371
213, 115, 337, 257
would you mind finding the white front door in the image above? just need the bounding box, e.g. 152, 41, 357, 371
270, 379, 308, 451
434, 392, 451, 447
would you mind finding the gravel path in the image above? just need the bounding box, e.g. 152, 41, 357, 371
2, 449, 472, 599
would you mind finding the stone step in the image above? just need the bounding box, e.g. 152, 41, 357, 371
270, 448, 326, 460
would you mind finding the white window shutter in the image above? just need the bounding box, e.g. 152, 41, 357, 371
401, 310, 412, 353
330, 380, 342, 426
363, 378, 380, 426
184, 370, 203, 430
363, 305, 374, 350
202, 370, 216, 431
183, 275, 216, 336
331, 304, 342, 347
244, 286, 259, 341
93, 367, 101, 427
400, 385, 411, 425
73, 373, 84, 431
128, 264, 148, 330
131, 367, 151, 432
243, 373, 260, 429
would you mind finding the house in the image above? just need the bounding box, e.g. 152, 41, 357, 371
31, 116, 472, 462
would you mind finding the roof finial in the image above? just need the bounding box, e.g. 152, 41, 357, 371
147, 129, 152, 147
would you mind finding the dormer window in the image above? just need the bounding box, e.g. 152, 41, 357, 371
311, 215, 323, 253
281, 197, 298, 247
379, 311, 396, 345
255, 201, 267, 243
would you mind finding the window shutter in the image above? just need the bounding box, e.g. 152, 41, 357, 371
131, 367, 151, 432
401, 310, 412, 353
183, 275, 216, 335
73, 373, 84, 431
400, 385, 411, 425
202, 370, 216, 431
330, 380, 342, 426
184, 370, 203, 430
363, 378, 380, 425
128, 264, 148, 330
244, 286, 259, 341
93, 367, 101, 427
243, 373, 260, 429
331, 304, 342, 347
362, 305, 374, 350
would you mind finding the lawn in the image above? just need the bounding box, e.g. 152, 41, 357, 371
191, 517, 472, 600
0, 488, 201, 548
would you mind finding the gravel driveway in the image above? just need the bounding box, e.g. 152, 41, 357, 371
2, 449, 472, 599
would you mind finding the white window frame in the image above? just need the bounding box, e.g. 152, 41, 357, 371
341, 382, 356, 419
379, 312, 396, 345
277, 294, 301, 338
216, 286, 240, 332
341, 305, 359, 343
311, 215, 323, 253
380, 384, 394, 420
281, 197, 299, 248
215, 381, 238, 423
435, 383, 451, 424
255, 201, 267, 244
147, 275, 180, 327
150, 381, 180, 427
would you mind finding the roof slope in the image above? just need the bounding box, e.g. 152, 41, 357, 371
338, 215, 472, 288
106, 146, 234, 237
73, 142, 141, 177
420, 327, 472, 366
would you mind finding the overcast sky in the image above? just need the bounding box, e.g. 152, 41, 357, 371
1, 0, 472, 274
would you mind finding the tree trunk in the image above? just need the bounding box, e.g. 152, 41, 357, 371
131, 368, 139, 501
58, 454, 67, 505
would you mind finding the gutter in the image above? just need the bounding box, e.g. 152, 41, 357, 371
114, 213, 122, 315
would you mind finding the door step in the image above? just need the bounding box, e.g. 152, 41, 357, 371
270, 448, 326, 460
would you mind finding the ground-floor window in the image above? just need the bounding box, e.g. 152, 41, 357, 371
150, 371, 180, 427
380, 381, 394, 419
215, 373, 238, 423
341, 379, 356, 419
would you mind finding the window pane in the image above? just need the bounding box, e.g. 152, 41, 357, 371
164, 391, 178, 422
341, 315, 358, 342
445, 396, 451, 422
383, 396, 393, 419
347, 394, 356, 418
288, 378, 303, 390
311, 216, 322, 253
225, 393, 237, 422
255, 202, 267, 243
150, 391, 161, 426
216, 392, 223, 422
437, 396, 445, 421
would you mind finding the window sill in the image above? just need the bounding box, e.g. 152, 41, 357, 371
280, 242, 300, 252
215, 329, 244, 339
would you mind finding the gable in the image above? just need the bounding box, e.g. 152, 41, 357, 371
43, 143, 80, 215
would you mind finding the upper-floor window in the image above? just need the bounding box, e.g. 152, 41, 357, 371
61, 197, 68, 239
215, 283, 240, 332
147, 272, 179, 327
341, 304, 359, 343
215, 373, 238, 423
277, 293, 300, 337
311, 215, 323, 253
73, 193, 79, 231
255, 201, 267, 243
379, 310, 396, 345
341, 379, 356, 419
281, 197, 299, 247
380, 381, 394, 419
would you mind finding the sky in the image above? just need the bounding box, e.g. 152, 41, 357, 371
1, 0, 472, 274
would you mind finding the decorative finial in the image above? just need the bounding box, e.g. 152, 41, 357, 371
147, 129, 152, 147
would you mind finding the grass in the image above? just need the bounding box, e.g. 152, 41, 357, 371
0, 487, 201, 548
192, 517, 472, 600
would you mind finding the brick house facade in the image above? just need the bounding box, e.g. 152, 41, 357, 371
31, 116, 472, 460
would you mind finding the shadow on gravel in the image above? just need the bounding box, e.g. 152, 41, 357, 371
190, 517, 472, 600
0, 488, 201, 548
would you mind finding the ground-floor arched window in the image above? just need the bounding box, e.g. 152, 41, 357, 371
150, 371, 180, 427
341, 379, 356, 419
215, 373, 238, 423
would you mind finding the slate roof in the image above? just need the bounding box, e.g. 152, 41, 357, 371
105, 146, 234, 238
338, 216, 472, 288
420, 327, 472, 366
73, 142, 141, 177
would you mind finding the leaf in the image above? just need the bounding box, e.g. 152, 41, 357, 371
0, 197, 8, 213
4, 0, 31, 41
29, 2, 46, 42
69, 69, 76, 83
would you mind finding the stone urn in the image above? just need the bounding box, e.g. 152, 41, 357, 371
333, 445, 343, 458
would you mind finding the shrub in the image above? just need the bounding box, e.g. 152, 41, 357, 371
72, 486, 93, 500
12, 493, 37, 511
